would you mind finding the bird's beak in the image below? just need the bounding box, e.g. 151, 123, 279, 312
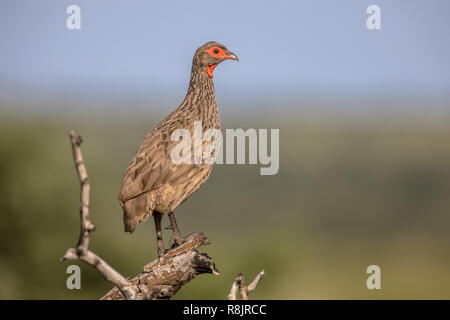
223, 51, 239, 61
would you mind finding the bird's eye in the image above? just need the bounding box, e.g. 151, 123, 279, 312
213, 48, 219, 54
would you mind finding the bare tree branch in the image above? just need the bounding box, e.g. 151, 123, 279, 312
101, 232, 219, 300
227, 274, 241, 300
227, 270, 265, 300
247, 270, 265, 293
60, 130, 219, 300
60, 130, 136, 299
69, 131, 94, 256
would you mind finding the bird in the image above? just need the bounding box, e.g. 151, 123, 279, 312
119, 41, 238, 257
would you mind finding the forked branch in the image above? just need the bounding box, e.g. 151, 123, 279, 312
228, 270, 265, 300
60, 130, 264, 300
60, 131, 136, 299
60, 131, 218, 300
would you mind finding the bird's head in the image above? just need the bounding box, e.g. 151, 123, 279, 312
193, 41, 238, 78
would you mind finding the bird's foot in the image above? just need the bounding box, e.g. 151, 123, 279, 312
167, 212, 186, 248
169, 234, 187, 248
157, 247, 168, 258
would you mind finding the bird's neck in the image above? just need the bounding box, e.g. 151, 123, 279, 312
186, 64, 216, 102
175, 64, 219, 126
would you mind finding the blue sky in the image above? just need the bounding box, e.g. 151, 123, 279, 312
0, 0, 449, 105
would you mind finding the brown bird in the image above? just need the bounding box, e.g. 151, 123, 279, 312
119, 41, 238, 256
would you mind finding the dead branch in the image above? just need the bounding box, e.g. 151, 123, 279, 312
227, 270, 265, 300
60, 131, 136, 299
101, 232, 219, 300
61, 130, 265, 300
60, 131, 218, 300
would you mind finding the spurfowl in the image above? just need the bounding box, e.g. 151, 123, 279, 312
119, 41, 238, 257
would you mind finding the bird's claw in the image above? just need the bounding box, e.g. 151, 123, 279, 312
157, 247, 168, 257
169, 235, 187, 249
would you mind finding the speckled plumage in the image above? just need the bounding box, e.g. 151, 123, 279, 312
119, 41, 237, 234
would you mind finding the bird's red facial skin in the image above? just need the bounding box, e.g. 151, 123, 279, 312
206, 64, 217, 78
204, 46, 228, 59
204, 46, 237, 78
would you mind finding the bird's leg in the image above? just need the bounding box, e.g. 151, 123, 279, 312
153, 212, 166, 257
168, 212, 186, 247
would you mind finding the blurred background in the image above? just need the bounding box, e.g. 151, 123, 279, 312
1, 0, 450, 299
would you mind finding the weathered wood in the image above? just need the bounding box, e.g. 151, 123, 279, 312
101, 232, 219, 300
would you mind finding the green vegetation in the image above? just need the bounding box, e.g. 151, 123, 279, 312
1, 107, 449, 299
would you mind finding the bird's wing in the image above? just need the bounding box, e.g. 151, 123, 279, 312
119, 113, 203, 204
119, 127, 170, 203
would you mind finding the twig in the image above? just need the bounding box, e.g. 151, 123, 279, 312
247, 270, 265, 293
227, 270, 265, 300
69, 131, 94, 256
60, 131, 135, 299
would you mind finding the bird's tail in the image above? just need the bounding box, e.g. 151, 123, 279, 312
122, 193, 153, 233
